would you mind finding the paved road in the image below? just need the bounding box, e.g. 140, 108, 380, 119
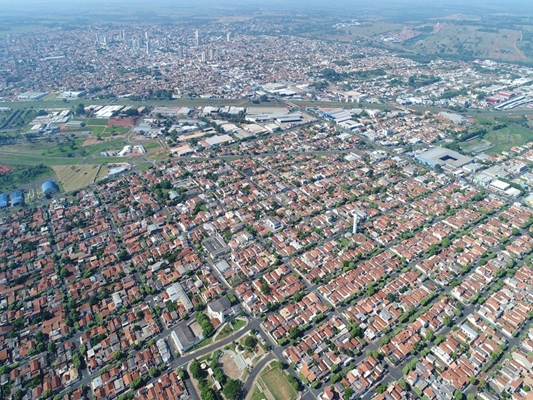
241, 353, 275, 398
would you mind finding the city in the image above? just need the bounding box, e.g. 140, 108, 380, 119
1, 1, 533, 400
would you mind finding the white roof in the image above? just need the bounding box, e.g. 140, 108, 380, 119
491, 180, 510, 190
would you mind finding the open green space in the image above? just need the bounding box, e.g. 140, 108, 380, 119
258, 365, 298, 400
135, 163, 153, 172
484, 125, 533, 153
0, 153, 82, 166
84, 118, 109, 126
214, 324, 234, 341
52, 165, 100, 192
0, 164, 53, 192
232, 318, 246, 331
143, 141, 161, 150
459, 138, 493, 153
250, 385, 266, 400
0, 137, 125, 161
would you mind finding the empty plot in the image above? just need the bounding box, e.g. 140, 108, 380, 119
52, 165, 100, 192
220, 351, 243, 380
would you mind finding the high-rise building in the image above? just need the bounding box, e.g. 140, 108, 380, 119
178, 46, 184, 59
201, 51, 206, 63
195, 30, 200, 46
96, 33, 107, 46
122, 29, 127, 41
209, 48, 213, 61
227, 32, 231, 42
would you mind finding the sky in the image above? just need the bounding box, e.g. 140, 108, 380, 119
1, 0, 533, 18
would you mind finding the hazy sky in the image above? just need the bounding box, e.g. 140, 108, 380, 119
2, 0, 533, 17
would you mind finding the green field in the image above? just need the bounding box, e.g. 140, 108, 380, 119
1, 136, 124, 158
459, 138, 493, 153
134, 163, 153, 172
52, 165, 100, 192
0, 164, 54, 192
250, 386, 267, 400
484, 125, 533, 153
84, 118, 109, 126
143, 141, 161, 150
252, 364, 298, 400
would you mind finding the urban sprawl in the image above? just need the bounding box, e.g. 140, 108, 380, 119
1, 20, 533, 400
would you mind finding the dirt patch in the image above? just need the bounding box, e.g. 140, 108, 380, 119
220, 352, 242, 380
0, 164, 13, 176
189, 321, 204, 338
82, 137, 115, 146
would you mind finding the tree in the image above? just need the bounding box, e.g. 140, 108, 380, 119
344, 387, 354, 400
196, 313, 214, 337
444, 316, 453, 327
288, 327, 301, 339
130, 377, 143, 389
244, 336, 257, 349
350, 323, 363, 338
190, 359, 202, 379
214, 367, 227, 385
75, 103, 85, 116
376, 384, 387, 394
469, 376, 477, 385
149, 366, 159, 377
454, 390, 464, 400
72, 353, 82, 369
200, 387, 216, 400
260, 279, 271, 295
223, 378, 243, 400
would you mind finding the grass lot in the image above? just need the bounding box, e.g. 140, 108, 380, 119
0, 153, 82, 166
459, 138, 493, 153
95, 165, 108, 181
232, 318, 246, 331
101, 126, 130, 137
0, 164, 54, 192
143, 141, 162, 150
347, 22, 405, 37
52, 165, 100, 192
135, 163, 153, 172
485, 125, 533, 153
250, 386, 267, 400
189, 337, 213, 352
214, 324, 234, 341
84, 118, 109, 125
257, 365, 298, 400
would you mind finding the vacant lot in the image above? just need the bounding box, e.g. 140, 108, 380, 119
220, 352, 242, 380
485, 125, 533, 153
53, 165, 100, 192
